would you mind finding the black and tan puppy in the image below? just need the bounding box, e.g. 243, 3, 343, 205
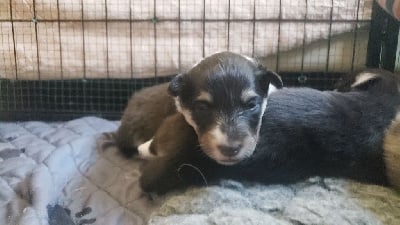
335, 69, 400, 94
116, 52, 282, 160
168, 52, 283, 165
138, 69, 400, 194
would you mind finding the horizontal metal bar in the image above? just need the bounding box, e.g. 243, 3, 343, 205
0, 18, 372, 23
0, 110, 122, 121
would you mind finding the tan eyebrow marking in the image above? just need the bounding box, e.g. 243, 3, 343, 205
241, 89, 258, 102
197, 91, 213, 102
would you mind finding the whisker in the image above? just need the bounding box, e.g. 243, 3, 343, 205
177, 163, 208, 186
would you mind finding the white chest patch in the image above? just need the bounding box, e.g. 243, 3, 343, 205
137, 139, 155, 159
268, 84, 278, 96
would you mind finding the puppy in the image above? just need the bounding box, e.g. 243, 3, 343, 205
117, 51, 282, 160
139, 113, 200, 192
383, 112, 400, 188
168, 51, 283, 165
115, 83, 176, 157
139, 69, 400, 194
335, 69, 400, 94
138, 113, 197, 159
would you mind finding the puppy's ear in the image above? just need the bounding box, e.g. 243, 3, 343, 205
168, 74, 184, 96
255, 66, 283, 96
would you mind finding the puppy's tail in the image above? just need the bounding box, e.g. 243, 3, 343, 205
383, 117, 400, 190
98, 131, 140, 158
97, 131, 118, 152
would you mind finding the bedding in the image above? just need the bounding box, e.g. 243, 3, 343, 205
0, 117, 399, 225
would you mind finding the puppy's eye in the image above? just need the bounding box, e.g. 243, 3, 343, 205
194, 100, 211, 111
244, 98, 259, 111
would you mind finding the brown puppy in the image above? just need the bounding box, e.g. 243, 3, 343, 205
138, 113, 199, 192
138, 113, 197, 159
115, 83, 176, 157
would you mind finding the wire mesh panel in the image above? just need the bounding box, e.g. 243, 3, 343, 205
0, 0, 384, 121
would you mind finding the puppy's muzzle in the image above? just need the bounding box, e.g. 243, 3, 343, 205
218, 144, 242, 157
199, 124, 257, 165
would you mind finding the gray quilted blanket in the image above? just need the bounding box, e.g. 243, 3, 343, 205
0, 117, 399, 225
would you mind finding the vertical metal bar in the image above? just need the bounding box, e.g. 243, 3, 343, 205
9, 0, 18, 80
105, 0, 110, 78
153, 0, 158, 79
227, 0, 231, 51
129, 0, 133, 78
81, 0, 86, 79
202, 0, 205, 58
300, 0, 308, 73
178, 0, 181, 70
80, 0, 87, 112
325, 0, 334, 72
32, 0, 41, 80
252, 0, 256, 57
32, 0, 39, 110
56, 0, 64, 111
56, 0, 63, 79
350, 0, 361, 71
9, 0, 17, 111
276, 0, 282, 72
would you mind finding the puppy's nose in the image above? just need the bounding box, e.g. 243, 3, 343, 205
219, 145, 241, 157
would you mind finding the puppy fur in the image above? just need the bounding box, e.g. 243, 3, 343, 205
383, 112, 400, 189
138, 113, 197, 159
335, 69, 400, 94
139, 69, 400, 194
120, 51, 281, 161
168, 51, 283, 165
138, 113, 200, 192
116, 83, 176, 157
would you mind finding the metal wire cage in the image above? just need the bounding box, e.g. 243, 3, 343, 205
0, 0, 398, 121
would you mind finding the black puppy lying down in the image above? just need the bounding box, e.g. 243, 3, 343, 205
139, 88, 400, 193
114, 52, 400, 194
136, 71, 400, 194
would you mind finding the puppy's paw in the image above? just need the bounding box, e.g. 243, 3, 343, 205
139, 159, 185, 194
97, 132, 117, 152
139, 169, 183, 194
139, 175, 168, 194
